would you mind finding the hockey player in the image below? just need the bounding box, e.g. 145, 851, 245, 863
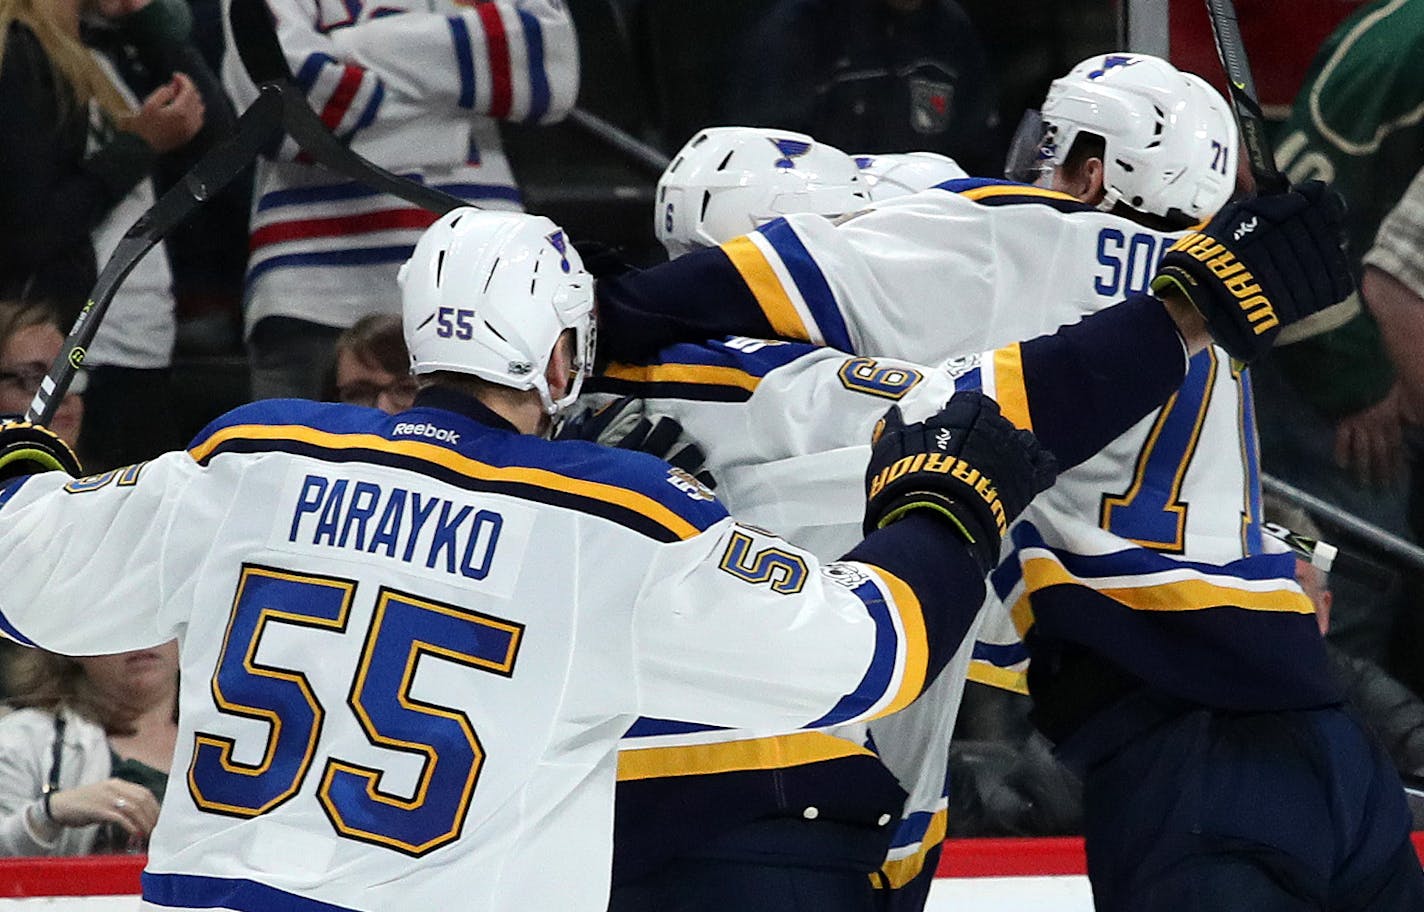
655, 126, 870, 258
0, 210, 1057, 912
219, 0, 580, 400
595, 54, 1424, 910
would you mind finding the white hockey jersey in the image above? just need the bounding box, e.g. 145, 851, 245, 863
0, 392, 968, 912
600, 177, 1335, 715
219, 0, 578, 333
597, 291, 1195, 887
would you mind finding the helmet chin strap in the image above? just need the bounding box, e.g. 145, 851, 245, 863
1096, 184, 1124, 213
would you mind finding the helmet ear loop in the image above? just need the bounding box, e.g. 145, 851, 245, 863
1096, 183, 1124, 213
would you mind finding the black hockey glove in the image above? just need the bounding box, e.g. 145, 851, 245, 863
1150, 180, 1353, 363
863, 391, 1058, 574
557, 396, 717, 489
0, 421, 83, 483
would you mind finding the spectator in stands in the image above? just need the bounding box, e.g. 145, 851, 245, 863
1364, 166, 1424, 529
0, 301, 84, 451
1309, 556, 1424, 829
723, 0, 1000, 177
325, 312, 416, 413
0, 0, 237, 472
0, 641, 178, 856
222, 0, 579, 402
1253, 0, 1424, 669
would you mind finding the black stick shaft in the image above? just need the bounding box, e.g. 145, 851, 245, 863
26, 88, 285, 426
1203, 0, 1287, 195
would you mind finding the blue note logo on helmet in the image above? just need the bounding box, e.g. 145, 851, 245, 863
770, 137, 813, 169
546, 230, 572, 273
398, 209, 594, 416
655, 126, 870, 259
1038, 53, 1239, 222
1088, 54, 1138, 80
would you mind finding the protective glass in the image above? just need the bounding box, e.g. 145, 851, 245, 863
1003, 109, 1056, 186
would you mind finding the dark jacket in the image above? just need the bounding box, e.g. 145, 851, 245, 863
0, 3, 234, 319
723, 0, 1001, 175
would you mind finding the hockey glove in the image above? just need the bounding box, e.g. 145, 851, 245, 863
1150, 180, 1353, 363
557, 396, 717, 489
863, 391, 1058, 574
0, 421, 82, 483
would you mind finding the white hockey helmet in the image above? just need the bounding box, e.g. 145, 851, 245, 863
398, 209, 595, 416
853, 152, 969, 202
1030, 53, 1238, 222
655, 126, 871, 258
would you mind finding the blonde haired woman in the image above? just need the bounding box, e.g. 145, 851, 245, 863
0, 0, 204, 309
0, 643, 178, 855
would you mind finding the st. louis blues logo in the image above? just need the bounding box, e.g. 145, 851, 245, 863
769, 137, 812, 169
546, 230, 571, 273
1088, 54, 1138, 80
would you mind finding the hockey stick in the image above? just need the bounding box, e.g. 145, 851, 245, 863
1202, 0, 1287, 195
24, 88, 285, 426
227, 0, 468, 217
24, 0, 479, 425
567, 108, 670, 175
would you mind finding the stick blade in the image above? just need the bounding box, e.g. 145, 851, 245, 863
230, 0, 293, 85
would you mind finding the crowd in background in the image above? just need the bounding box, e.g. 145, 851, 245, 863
1, 0, 1423, 856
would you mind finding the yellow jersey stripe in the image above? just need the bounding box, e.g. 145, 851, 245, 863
616, 731, 874, 781
959, 184, 1081, 204
722, 235, 808, 340
869, 567, 930, 720
600, 361, 763, 393
877, 808, 948, 889
967, 661, 1030, 695
189, 424, 703, 541
991, 344, 1033, 431
1020, 556, 1316, 615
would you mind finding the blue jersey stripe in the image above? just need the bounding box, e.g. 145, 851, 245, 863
807, 578, 898, 727
0, 611, 36, 648
0, 475, 28, 511
518, 10, 550, 122
448, 16, 476, 109
889, 808, 938, 849
346, 80, 385, 137
756, 220, 853, 351
190, 400, 726, 542
623, 717, 727, 739
293, 53, 336, 93
648, 338, 819, 375
143, 872, 358, 912
971, 640, 1028, 667
1010, 522, 1297, 584
247, 246, 414, 283
257, 177, 520, 213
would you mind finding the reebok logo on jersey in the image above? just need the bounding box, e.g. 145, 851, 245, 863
1171, 233, 1279, 335
867, 453, 1007, 533
393, 422, 461, 446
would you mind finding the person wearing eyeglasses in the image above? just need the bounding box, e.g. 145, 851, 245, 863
0, 301, 83, 451
325, 313, 417, 414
